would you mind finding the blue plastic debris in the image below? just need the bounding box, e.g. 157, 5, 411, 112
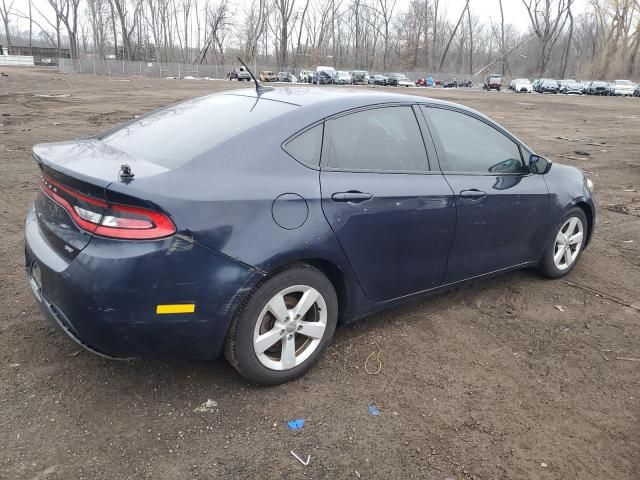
287, 418, 305, 430
368, 403, 381, 416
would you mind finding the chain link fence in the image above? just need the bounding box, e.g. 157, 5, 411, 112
58, 58, 284, 79
57, 58, 474, 83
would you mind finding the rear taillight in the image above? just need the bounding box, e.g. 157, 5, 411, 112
40, 176, 176, 240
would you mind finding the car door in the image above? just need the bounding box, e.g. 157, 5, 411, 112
320, 105, 456, 302
421, 105, 550, 284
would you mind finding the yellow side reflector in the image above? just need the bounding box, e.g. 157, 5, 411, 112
156, 304, 195, 314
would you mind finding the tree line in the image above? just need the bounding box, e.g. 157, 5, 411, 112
1, 0, 640, 79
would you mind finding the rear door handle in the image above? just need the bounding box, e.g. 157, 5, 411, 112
459, 189, 487, 204
331, 191, 373, 203
460, 189, 487, 199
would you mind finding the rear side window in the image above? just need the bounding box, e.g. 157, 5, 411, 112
322, 106, 428, 172
283, 124, 323, 167
102, 94, 296, 168
425, 107, 526, 174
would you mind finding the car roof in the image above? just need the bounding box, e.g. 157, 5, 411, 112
181, 87, 533, 162
223, 87, 455, 109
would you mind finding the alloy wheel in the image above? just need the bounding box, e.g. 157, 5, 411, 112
553, 217, 584, 271
253, 285, 327, 371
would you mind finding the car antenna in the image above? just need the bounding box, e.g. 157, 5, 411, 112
236, 56, 273, 95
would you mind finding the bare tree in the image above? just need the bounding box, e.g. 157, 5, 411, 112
109, 0, 142, 60
438, 0, 468, 71
196, 0, 230, 63
521, 0, 574, 76
1, 0, 14, 47
44, 0, 82, 58
559, 1, 573, 77
274, 0, 296, 68
87, 0, 110, 59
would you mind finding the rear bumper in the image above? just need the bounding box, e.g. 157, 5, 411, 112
25, 207, 261, 360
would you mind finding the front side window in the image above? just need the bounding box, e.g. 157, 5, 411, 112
425, 107, 526, 174
322, 106, 428, 172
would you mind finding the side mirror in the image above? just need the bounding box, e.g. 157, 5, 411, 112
529, 154, 552, 174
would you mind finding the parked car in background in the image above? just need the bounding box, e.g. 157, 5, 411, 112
228, 66, 252, 81
259, 71, 277, 82
393, 73, 413, 87
368, 74, 387, 86
334, 71, 352, 85
531, 79, 541, 91
298, 70, 313, 83
559, 79, 583, 95
483, 74, 502, 91
384, 73, 400, 86
25, 88, 596, 384
278, 72, 297, 82
351, 71, 369, 85
610, 79, 635, 96
312, 66, 336, 84
537, 79, 560, 93
634, 83, 640, 97
586, 81, 609, 95
512, 78, 533, 93
443, 78, 458, 88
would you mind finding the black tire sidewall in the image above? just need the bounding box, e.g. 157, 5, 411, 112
540, 207, 588, 279
227, 266, 338, 385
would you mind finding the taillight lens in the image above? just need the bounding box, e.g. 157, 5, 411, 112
40, 176, 176, 240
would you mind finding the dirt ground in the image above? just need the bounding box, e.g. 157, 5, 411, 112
0, 67, 639, 480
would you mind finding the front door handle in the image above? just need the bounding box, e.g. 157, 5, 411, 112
459, 189, 487, 204
331, 191, 373, 203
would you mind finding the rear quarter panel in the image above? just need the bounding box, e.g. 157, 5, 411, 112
106, 107, 368, 321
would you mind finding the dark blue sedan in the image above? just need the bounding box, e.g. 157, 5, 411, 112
25, 88, 595, 384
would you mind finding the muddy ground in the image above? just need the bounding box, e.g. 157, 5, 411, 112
0, 67, 638, 480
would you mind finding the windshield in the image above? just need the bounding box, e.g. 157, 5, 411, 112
615, 80, 632, 85
103, 94, 296, 168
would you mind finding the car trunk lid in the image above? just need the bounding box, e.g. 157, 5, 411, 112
33, 140, 171, 261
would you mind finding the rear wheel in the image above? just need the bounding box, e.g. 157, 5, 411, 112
538, 208, 587, 279
224, 265, 338, 384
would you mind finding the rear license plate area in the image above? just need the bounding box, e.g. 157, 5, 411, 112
29, 262, 43, 301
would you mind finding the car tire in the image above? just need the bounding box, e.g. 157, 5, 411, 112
538, 207, 588, 279
224, 264, 338, 385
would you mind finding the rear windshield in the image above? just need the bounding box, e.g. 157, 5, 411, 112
102, 94, 296, 168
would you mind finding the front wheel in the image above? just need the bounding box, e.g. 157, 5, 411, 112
224, 265, 338, 384
538, 208, 588, 279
